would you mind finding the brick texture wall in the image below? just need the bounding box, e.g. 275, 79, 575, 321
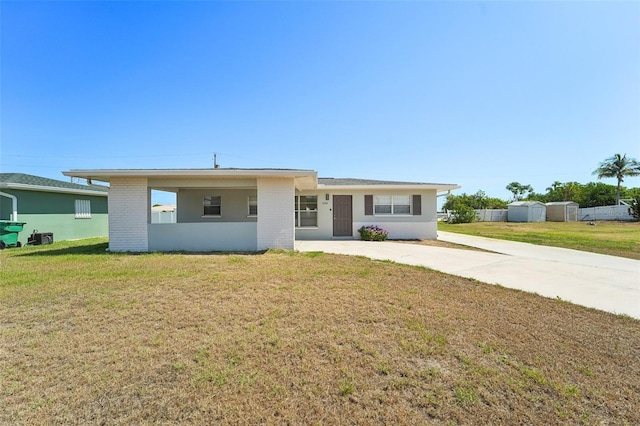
108, 177, 149, 252
257, 178, 295, 250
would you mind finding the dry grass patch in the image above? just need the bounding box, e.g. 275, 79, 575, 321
1, 239, 639, 424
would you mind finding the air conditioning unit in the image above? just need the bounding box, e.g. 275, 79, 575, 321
30, 232, 54, 245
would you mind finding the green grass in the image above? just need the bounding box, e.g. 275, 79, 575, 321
439, 221, 640, 259
1, 238, 639, 424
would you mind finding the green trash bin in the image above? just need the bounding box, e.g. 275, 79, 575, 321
0, 220, 27, 249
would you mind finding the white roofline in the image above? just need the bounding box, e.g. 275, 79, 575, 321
317, 184, 461, 191
62, 169, 458, 192
63, 168, 319, 190
0, 182, 108, 197
63, 168, 317, 179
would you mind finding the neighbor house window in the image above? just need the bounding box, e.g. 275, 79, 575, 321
248, 195, 258, 216
203, 196, 221, 216
374, 195, 411, 215
295, 195, 317, 227
75, 199, 91, 219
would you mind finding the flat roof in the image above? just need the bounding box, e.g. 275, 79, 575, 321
62, 169, 460, 192
63, 168, 319, 190
64, 168, 316, 179
318, 177, 460, 191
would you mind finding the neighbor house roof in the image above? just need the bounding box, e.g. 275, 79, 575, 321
0, 173, 108, 196
151, 204, 176, 212
318, 177, 460, 191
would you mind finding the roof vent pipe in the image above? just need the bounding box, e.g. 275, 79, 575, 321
0, 191, 18, 221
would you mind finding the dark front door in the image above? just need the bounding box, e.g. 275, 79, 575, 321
333, 195, 353, 237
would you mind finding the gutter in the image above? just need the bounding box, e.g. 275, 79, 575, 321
0, 191, 18, 221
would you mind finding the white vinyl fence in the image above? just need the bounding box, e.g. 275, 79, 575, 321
151, 210, 177, 224
578, 205, 634, 221
475, 209, 508, 222
442, 205, 635, 222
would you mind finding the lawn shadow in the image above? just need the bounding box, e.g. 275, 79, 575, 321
15, 242, 111, 257
164, 250, 269, 256
15, 242, 270, 257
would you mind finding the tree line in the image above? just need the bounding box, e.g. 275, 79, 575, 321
444, 153, 640, 213
445, 181, 640, 212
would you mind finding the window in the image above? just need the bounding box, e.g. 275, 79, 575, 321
75, 199, 91, 219
203, 196, 221, 216
248, 195, 258, 216
374, 195, 411, 215
295, 195, 317, 227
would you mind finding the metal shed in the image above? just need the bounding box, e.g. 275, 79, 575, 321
507, 201, 547, 222
545, 201, 579, 222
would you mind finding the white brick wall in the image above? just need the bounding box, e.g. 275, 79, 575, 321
108, 177, 149, 252
257, 178, 295, 250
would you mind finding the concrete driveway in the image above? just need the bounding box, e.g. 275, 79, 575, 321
295, 231, 640, 319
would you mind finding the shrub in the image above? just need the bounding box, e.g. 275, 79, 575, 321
443, 191, 507, 210
358, 225, 389, 241
448, 205, 477, 224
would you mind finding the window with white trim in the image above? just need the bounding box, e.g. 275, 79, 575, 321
75, 199, 91, 219
294, 195, 317, 227
374, 195, 411, 215
203, 196, 221, 216
248, 195, 258, 216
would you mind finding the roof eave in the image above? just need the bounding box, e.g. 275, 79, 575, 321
63, 169, 319, 191
317, 184, 461, 191
64, 168, 316, 178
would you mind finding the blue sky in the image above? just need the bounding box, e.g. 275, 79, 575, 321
2, 1, 639, 204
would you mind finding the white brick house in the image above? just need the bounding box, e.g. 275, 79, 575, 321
63, 168, 459, 252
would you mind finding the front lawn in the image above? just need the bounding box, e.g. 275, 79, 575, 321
1, 239, 638, 424
439, 221, 640, 259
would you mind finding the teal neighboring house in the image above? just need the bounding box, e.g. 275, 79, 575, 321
0, 173, 108, 245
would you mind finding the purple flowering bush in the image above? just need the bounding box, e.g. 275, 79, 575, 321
358, 225, 389, 241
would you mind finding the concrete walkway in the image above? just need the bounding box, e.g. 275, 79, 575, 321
295, 232, 640, 319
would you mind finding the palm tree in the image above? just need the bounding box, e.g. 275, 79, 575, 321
592, 153, 640, 205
